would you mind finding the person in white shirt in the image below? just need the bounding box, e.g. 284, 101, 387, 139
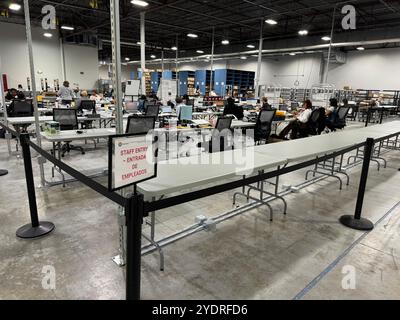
58, 81, 75, 105
279, 100, 313, 140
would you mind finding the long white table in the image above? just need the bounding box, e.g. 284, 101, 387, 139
138, 122, 400, 199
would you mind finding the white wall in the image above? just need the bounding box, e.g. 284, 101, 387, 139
64, 44, 99, 89
0, 22, 99, 90
327, 47, 400, 90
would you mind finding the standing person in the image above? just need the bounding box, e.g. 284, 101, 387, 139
138, 95, 147, 113
278, 100, 313, 140
58, 81, 74, 105
223, 97, 244, 120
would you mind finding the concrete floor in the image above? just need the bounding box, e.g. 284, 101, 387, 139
0, 121, 399, 300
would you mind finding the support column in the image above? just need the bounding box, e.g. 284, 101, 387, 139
110, 0, 124, 135
60, 37, 66, 82
140, 12, 146, 96
255, 18, 264, 98
23, 0, 45, 187
175, 35, 179, 97
324, 7, 337, 84
209, 27, 215, 95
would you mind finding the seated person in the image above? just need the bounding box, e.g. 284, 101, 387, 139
167, 100, 175, 109
261, 97, 273, 111
76, 90, 91, 110
278, 100, 313, 140
5, 88, 25, 101
223, 97, 244, 120
325, 98, 339, 130
182, 94, 190, 105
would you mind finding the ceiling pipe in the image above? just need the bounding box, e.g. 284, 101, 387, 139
118, 37, 400, 65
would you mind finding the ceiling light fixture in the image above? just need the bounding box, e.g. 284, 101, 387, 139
357, 47, 365, 51
43, 33, 53, 38
196, 50, 204, 54
61, 26, 75, 31
150, 54, 156, 59
289, 53, 296, 56
171, 46, 177, 51
221, 39, 230, 45
131, 0, 149, 7
240, 56, 247, 60
298, 30, 308, 36
187, 33, 198, 38
9, 3, 21, 11
265, 19, 278, 25
125, 57, 130, 61
321, 36, 331, 41
247, 44, 255, 49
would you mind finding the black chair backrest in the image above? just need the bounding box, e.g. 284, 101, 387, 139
255, 110, 276, 142
215, 116, 233, 132
309, 109, 321, 124
80, 100, 96, 114
337, 106, 351, 121
146, 105, 160, 117
8, 100, 33, 117
53, 108, 79, 130
126, 115, 156, 135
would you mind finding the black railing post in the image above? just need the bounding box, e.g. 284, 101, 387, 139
16, 133, 55, 239
125, 192, 144, 300
340, 138, 374, 231
365, 108, 371, 127
0, 169, 8, 176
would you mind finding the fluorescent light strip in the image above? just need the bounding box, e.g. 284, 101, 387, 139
9, 3, 21, 11
265, 19, 277, 25
131, 0, 149, 7
61, 26, 75, 31
221, 40, 229, 45
187, 33, 198, 38
43, 33, 53, 38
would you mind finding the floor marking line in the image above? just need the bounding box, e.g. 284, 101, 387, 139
293, 199, 400, 300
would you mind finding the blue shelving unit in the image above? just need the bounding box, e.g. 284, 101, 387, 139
162, 70, 177, 80
179, 71, 196, 96
150, 72, 162, 93
214, 69, 255, 96
195, 70, 214, 96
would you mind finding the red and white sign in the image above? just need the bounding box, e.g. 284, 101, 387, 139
111, 135, 156, 190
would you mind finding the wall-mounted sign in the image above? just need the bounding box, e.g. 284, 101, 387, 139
108, 134, 158, 191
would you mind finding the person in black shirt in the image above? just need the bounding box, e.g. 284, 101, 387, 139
261, 97, 273, 111
5, 88, 25, 101
223, 97, 244, 120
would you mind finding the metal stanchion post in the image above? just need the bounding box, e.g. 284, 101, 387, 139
16, 133, 55, 239
125, 192, 144, 300
340, 138, 375, 231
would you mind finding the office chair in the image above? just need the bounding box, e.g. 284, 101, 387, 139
199, 116, 233, 153
333, 106, 351, 130
298, 108, 325, 138
126, 115, 156, 135
146, 105, 160, 118
79, 100, 96, 114
53, 108, 85, 157
254, 110, 276, 145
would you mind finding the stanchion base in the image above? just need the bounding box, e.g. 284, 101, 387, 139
16, 222, 55, 239
0, 169, 8, 176
339, 215, 374, 231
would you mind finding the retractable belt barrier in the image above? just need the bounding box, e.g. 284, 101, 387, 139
1, 120, 399, 301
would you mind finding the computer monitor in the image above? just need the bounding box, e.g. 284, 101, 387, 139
179, 105, 193, 121
126, 116, 156, 135
146, 105, 160, 117
162, 106, 172, 113
126, 101, 139, 113
8, 100, 34, 117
